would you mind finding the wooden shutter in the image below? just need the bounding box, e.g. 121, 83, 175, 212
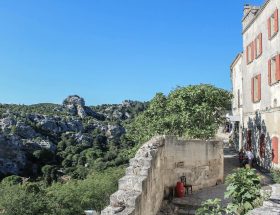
275, 9, 278, 33
251, 42, 255, 61
272, 137, 279, 164
251, 77, 254, 102
259, 33, 262, 55
258, 74, 261, 101
254, 39, 258, 57
268, 17, 271, 39
246, 46, 249, 64
276, 54, 280, 81
268, 59, 272, 85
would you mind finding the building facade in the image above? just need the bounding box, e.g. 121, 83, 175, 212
231, 0, 280, 169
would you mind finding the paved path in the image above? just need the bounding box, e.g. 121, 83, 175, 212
158, 145, 274, 215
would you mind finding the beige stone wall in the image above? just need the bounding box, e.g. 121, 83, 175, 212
101, 136, 223, 215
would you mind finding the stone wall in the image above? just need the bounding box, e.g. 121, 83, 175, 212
101, 136, 224, 215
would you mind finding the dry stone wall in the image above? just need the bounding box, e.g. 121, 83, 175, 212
101, 136, 223, 215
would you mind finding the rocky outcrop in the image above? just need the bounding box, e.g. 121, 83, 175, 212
63, 95, 105, 120
22, 139, 56, 153
0, 116, 16, 132
106, 125, 126, 139
28, 114, 84, 134
15, 121, 37, 139
0, 134, 26, 175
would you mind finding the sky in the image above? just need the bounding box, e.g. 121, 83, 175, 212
0, 0, 264, 105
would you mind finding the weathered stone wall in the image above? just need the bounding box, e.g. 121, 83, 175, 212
101, 136, 223, 215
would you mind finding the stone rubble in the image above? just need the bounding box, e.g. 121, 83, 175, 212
249, 184, 280, 215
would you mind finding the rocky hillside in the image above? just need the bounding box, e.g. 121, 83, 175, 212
0, 95, 148, 179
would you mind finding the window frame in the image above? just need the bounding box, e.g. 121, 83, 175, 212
268, 9, 279, 40
268, 54, 280, 86
255, 33, 262, 58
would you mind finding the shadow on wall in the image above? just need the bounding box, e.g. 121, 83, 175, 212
242, 112, 273, 170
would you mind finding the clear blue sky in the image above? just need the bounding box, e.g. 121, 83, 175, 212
0, 0, 263, 105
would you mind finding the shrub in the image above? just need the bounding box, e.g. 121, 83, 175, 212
1, 175, 22, 186
225, 167, 261, 215
271, 168, 280, 183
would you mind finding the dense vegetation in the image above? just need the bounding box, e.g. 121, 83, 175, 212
128, 84, 232, 142
0, 168, 124, 215
0, 84, 232, 214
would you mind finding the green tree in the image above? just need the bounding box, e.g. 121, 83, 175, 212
0, 183, 50, 215
128, 84, 232, 142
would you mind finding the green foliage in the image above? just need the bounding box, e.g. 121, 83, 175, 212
33, 149, 55, 164
0, 167, 124, 215
271, 168, 280, 183
1, 175, 22, 186
0, 183, 50, 215
225, 167, 261, 215
41, 165, 59, 185
128, 84, 232, 142
47, 167, 124, 214
196, 198, 225, 215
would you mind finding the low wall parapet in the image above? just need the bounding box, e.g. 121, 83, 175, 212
101, 136, 223, 215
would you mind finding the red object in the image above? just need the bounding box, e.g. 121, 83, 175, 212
274, 9, 278, 33
272, 137, 279, 164
176, 182, 185, 198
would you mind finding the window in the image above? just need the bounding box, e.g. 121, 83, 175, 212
246, 42, 255, 64
268, 54, 280, 85
259, 134, 265, 158
255, 33, 262, 58
268, 9, 278, 39
251, 74, 261, 102
272, 137, 279, 164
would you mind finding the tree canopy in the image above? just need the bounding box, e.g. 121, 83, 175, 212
128, 84, 232, 142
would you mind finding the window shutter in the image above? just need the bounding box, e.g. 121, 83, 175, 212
246, 46, 249, 64
254, 39, 258, 57
272, 137, 279, 164
251, 77, 254, 102
259, 33, 262, 55
251, 42, 254, 61
268, 59, 272, 85
258, 74, 261, 101
276, 54, 280, 81
275, 9, 278, 33
268, 18, 271, 39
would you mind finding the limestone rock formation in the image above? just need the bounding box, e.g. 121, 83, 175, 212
63, 95, 105, 120
106, 125, 126, 139
15, 121, 37, 139
0, 134, 26, 175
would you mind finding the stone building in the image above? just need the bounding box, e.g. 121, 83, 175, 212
231, 0, 280, 169
230, 53, 243, 150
